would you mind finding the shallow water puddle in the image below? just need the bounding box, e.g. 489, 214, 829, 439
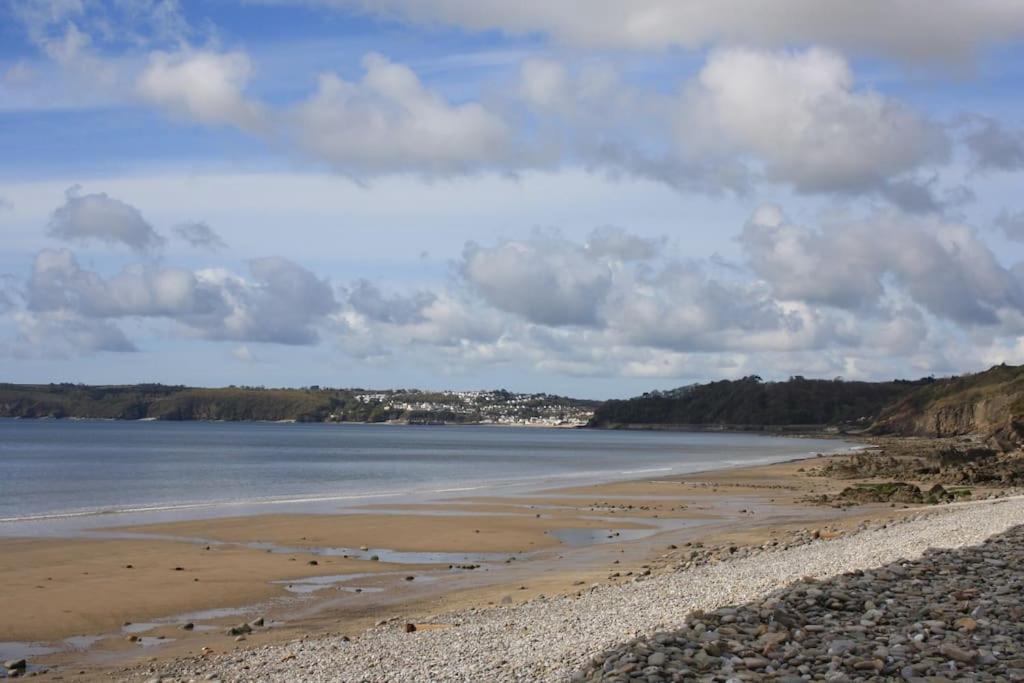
549, 526, 656, 546
275, 570, 435, 594
247, 540, 509, 565
136, 636, 175, 648
0, 641, 59, 661
63, 635, 106, 650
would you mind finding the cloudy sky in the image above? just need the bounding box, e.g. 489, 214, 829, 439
2, 1, 1024, 397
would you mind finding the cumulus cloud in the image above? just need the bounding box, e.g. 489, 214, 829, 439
190, 257, 338, 345
336, 286, 507, 362
509, 49, 947, 203
23, 248, 338, 349
12, 310, 138, 355
231, 345, 256, 362
964, 117, 1024, 172
585, 225, 665, 261
13, 216, 1020, 380
28, 248, 223, 321
0, 275, 19, 314
740, 205, 1024, 326
603, 264, 833, 353
455, 230, 853, 357
173, 221, 227, 250
137, 49, 266, 131
291, 0, 1024, 62
10, 0, 192, 96
684, 48, 949, 201
293, 53, 511, 175
459, 236, 612, 326
514, 57, 752, 194
345, 279, 435, 325
517, 58, 572, 115
48, 186, 165, 252
996, 210, 1024, 242
34, 41, 952, 206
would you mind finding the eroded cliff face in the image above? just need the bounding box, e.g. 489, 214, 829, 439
871, 366, 1024, 451
928, 396, 1016, 437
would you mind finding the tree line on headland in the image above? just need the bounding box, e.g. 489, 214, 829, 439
589, 363, 1024, 450
0, 384, 597, 425
587, 375, 929, 430
3, 364, 1024, 447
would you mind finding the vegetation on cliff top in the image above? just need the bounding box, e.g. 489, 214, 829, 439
870, 363, 1024, 447
0, 383, 597, 424
8, 364, 1024, 440
587, 375, 931, 429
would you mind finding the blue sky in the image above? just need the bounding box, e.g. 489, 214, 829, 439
2, 1, 1024, 398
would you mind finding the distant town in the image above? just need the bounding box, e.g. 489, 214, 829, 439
346, 389, 598, 426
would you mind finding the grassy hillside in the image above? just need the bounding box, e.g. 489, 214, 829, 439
588, 375, 929, 430
0, 384, 341, 422
870, 363, 1024, 448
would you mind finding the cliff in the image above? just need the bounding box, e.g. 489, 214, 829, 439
870, 364, 1024, 450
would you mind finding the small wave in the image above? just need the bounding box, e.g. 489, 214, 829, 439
0, 489, 421, 524
619, 467, 673, 474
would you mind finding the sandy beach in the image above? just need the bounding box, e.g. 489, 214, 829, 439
138, 495, 1024, 682
3, 442, 1017, 681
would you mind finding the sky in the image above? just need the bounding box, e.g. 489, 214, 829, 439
2, 2, 1024, 398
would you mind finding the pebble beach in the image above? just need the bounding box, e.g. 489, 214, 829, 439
131, 495, 1024, 683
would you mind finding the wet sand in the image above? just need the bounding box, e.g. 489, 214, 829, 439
0, 537, 417, 643
4, 445, 972, 681
117, 511, 652, 554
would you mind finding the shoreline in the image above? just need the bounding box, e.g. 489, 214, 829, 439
137, 494, 1024, 683
2, 414, 865, 433
5, 436, 999, 681
0, 430, 855, 528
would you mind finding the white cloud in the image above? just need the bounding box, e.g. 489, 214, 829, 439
345, 279, 435, 325
740, 204, 1024, 326
186, 257, 339, 345
12, 310, 137, 356
996, 210, 1024, 242
292, 53, 511, 175
455, 231, 854, 357
508, 50, 948, 203
13, 0, 191, 55
603, 264, 834, 353
585, 225, 665, 262
173, 221, 227, 250
230, 344, 256, 362
137, 49, 266, 132
3, 61, 36, 86
683, 47, 948, 200
48, 186, 165, 252
459, 235, 612, 326
517, 58, 571, 114
23, 248, 339, 350
964, 117, 1024, 172
294, 0, 1024, 62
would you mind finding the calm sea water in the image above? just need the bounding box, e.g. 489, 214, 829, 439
0, 419, 855, 530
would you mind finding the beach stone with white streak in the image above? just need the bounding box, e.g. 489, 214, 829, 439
134, 497, 1024, 683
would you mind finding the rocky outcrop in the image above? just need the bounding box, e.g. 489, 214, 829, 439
871, 364, 1024, 451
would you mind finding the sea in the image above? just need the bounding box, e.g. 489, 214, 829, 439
0, 419, 857, 534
